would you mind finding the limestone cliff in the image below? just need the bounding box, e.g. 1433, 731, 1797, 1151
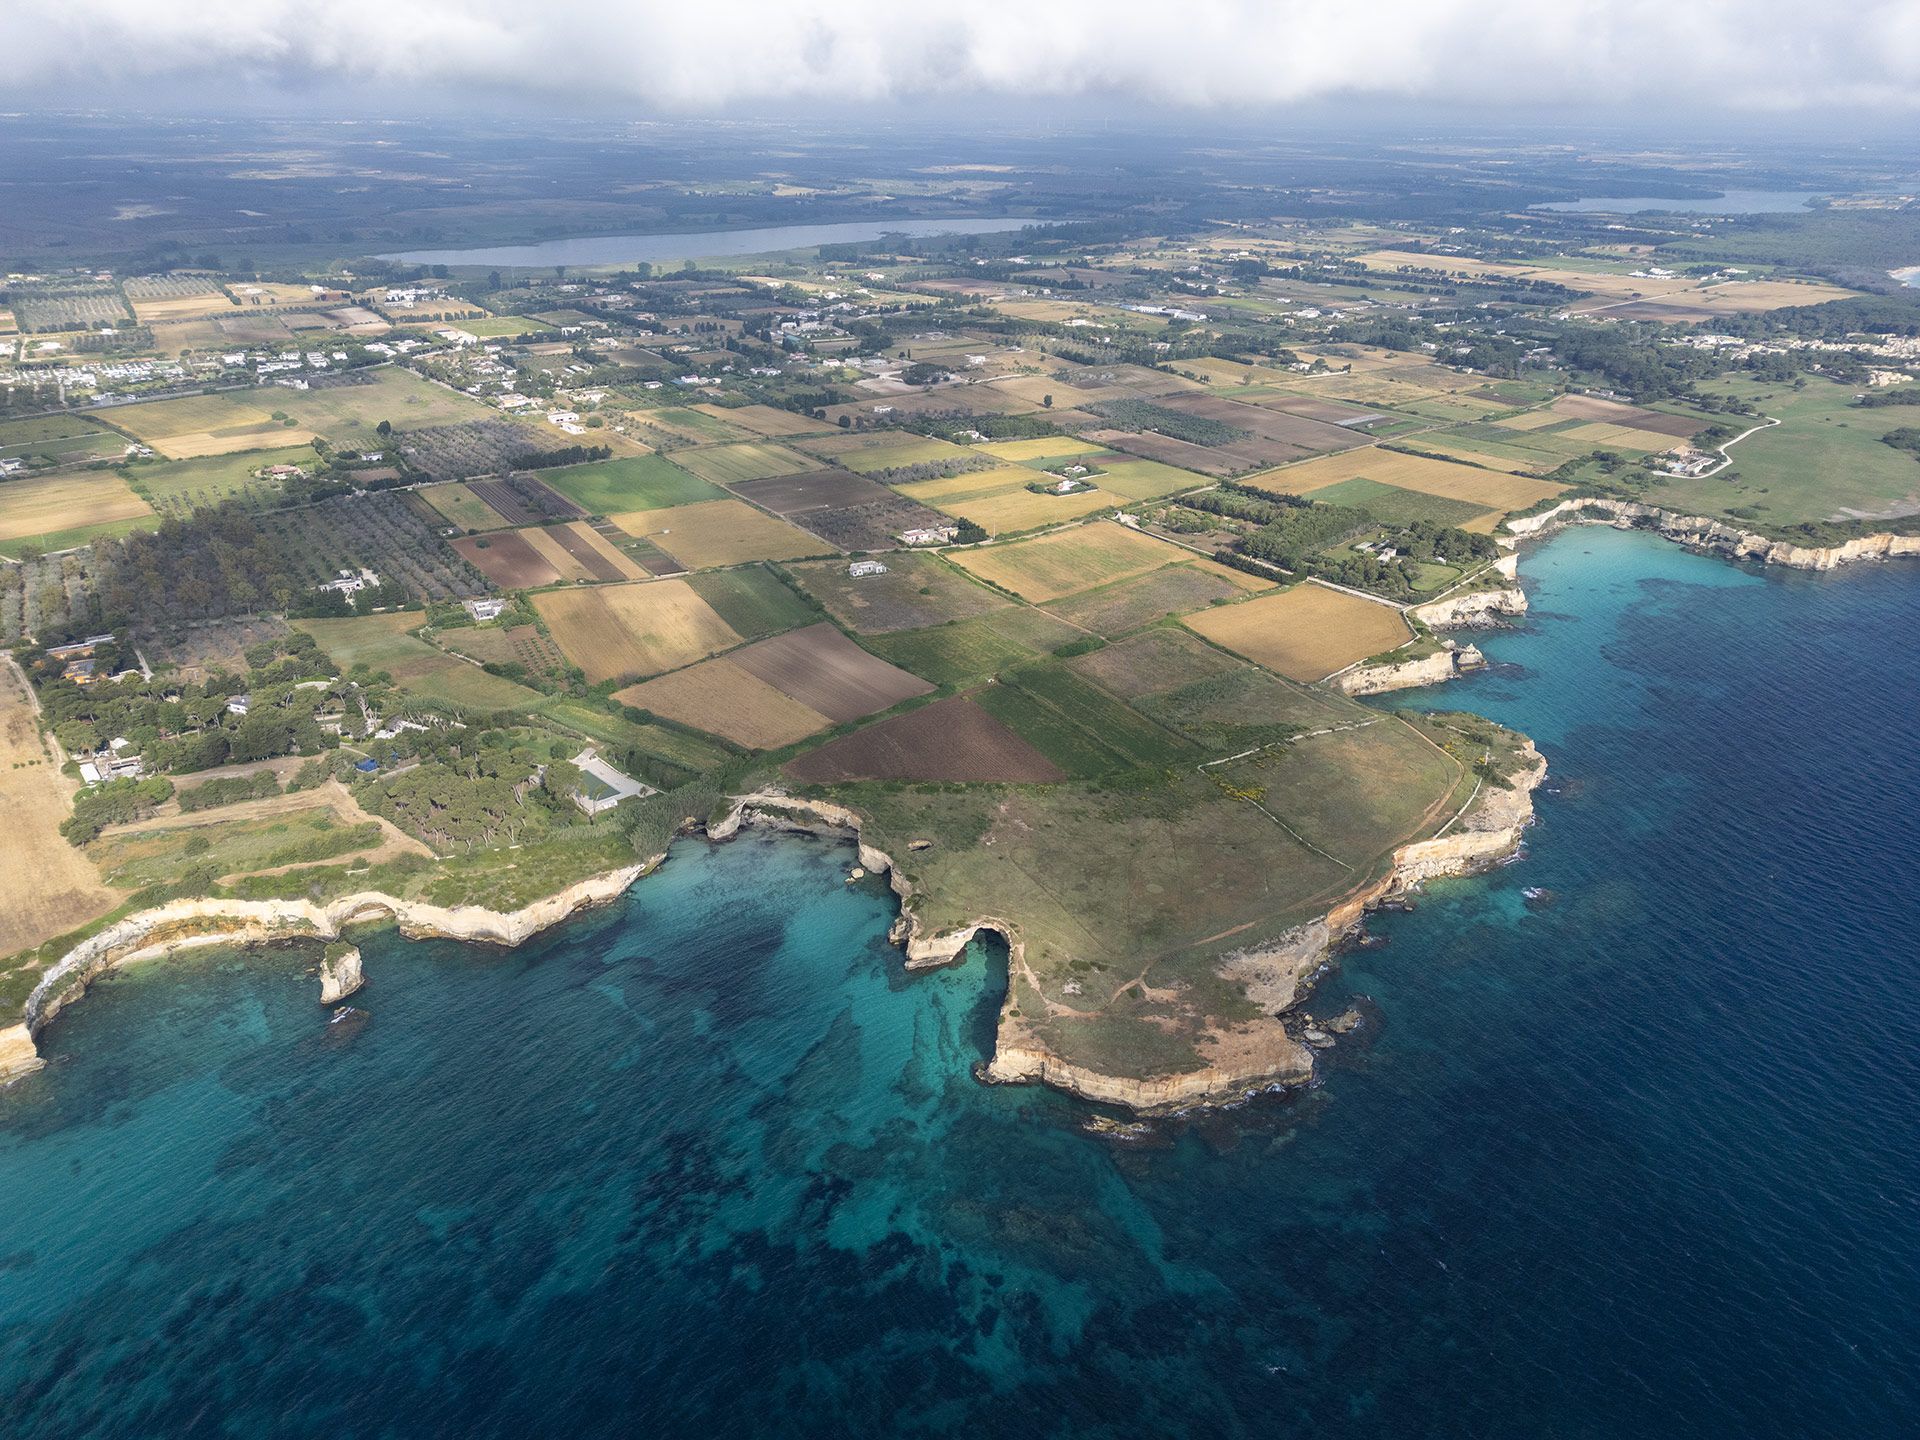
1507, 497, 1920, 570
1335, 643, 1485, 696
1412, 587, 1529, 628
722, 747, 1545, 1115
4, 861, 659, 1084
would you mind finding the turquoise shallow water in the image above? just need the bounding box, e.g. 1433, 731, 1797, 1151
2, 526, 1918, 1437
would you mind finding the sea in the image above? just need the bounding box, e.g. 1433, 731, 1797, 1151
2, 525, 1917, 1439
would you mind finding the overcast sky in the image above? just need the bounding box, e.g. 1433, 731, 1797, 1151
5, 1, 1919, 117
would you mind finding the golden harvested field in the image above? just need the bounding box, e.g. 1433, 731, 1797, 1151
1184, 583, 1412, 682
0, 660, 117, 960
1493, 409, 1568, 431
609, 499, 829, 568
128, 292, 240, 323
532, 578, 743, 684
114, 392, 315, 458
987, 375, 1107, 410
695, 403, 831, 438
950, 521, 1182, 601
615, 658, 829, 750
1248, 448, 1566, 513
978, 437, 1107, 464
905, 478, 1110, 535
0, 472, 154, 542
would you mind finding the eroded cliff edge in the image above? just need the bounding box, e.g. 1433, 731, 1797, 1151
1507, 497, 1920, 569
714, 742, 1545, 1114
0, 861, 660, 1085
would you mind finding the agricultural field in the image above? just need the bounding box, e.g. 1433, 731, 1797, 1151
950, 521, 1186, 601
609, 498, 828, 569
0, 415, 129, 468
294, 611, 545, 710
1183, 581, 1412, 682
863, 607, 1085, 686
683, 565, 818, 640
537, 455, 724, 514
1297, 476, 1495, 529
672, 441, 815, 486
421, 482, 515, 532
796, 432, 974, 471
896, 466, 1111, 534
454, 522, 647, 588
1045, 559, 1267, 636
694, 403, 832, 439
1548, 394, 1707, 440
123, 275, 235, 323
117, 369, 487, 459
124, 447, 311, 516
977, 436, 1109, 465
1248, 446, 1565, 515
529, 695, 733, 774
730, 470, 955, 550
1064, 627, 1243, 701
786, 551, 1009, 633
629, 405, 751, 445
453, 316, 546, 339
113, 390, 317, 458
726, 623, 932, 723
784, 695, 1064, 784
464, 474, 586, 526
972, 662, 1198, 777
616, 658, 830, 750
532, 579, 743, 684
0, 472, 155, 550
0, 660, 117, 971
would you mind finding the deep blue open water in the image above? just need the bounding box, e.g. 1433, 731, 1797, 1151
2, 527, 1917, 1438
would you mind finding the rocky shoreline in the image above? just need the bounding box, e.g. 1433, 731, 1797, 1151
712, 746, 1545, 1114
0, 861, 659, 1086
1506, 497, 1920, 569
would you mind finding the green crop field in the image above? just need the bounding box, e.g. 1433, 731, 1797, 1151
863, 607, 1083, 685
419, 482, 512, 532
538, 455, 725, 514
685, 565, 818, 639
672, 442, 814, 486
1303, 476, 1494, 529
531, 695, 733, 772
295, 612, 545, 711
0, 416, 127, 465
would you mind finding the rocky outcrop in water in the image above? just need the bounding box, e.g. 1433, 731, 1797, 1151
2, 861, 660, 1085
319, 945, 364, 1005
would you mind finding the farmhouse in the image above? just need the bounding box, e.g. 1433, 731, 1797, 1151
464, 597, 510, 622
897, 524, 959, 547
319, 567, 379, 596
570, 748, 655, 816
848, 560, 889, 577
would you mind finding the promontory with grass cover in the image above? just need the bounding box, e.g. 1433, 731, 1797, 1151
5, 134, 1920, 1111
